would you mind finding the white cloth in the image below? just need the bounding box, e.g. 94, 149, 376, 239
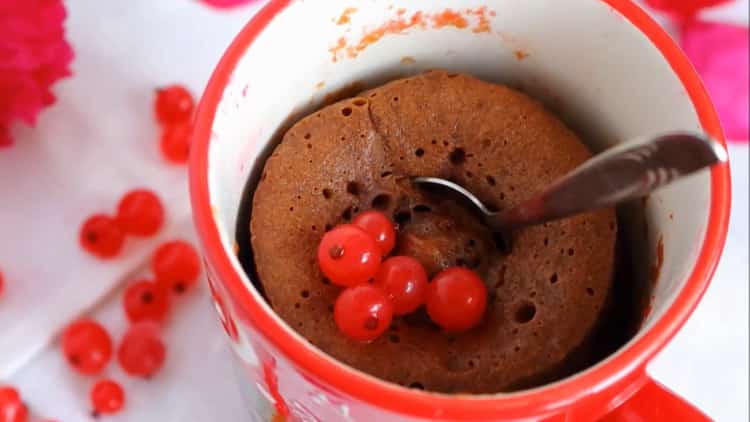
0, 1, 746, 421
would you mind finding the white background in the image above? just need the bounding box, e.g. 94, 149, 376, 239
0, 1, 747, 421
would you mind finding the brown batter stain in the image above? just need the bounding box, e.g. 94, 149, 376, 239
330, 8, 495, 62
400, 56, 416, 64
514, 49, 529, 60
336, 7, 357, 25
649, 236, 664, 285
315, 81, 325, 89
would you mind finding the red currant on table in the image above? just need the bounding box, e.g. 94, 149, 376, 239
154, 84, 194, 125
118, 322, 166, 378
90, 379, 125, 416
123, 280, 170, 324
79, 214, 125, 259
374, 256, 428, 315
352, 210, 396, 255
317, 224, 382, 287
0, 386, 27, 422
152, 240, 201, 294
334, 285, 393, 341
116, 189, 164, 236
61, 320, 112, 375
426, 267, 487, 331
159, 122, 192, 164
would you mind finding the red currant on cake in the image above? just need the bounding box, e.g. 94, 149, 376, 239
352, 210, 396, 255
374, 256, 428, 315
61, 320, 112, 375
123, 280, 170, 323
152, 240, 201, 294
79, 214, 125, 258
334, 285, 393, 341
0, 386, 27, 422
426, 267, 487, 331
117, 322, 166, 378
154, 84, 194, 125
116, 189, 164, 236
160, 122, 192, 164
317, 224, 382, 287
90, 379, 125, 416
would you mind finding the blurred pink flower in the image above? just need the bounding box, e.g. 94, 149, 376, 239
0, 0, 73, 147
198, 0, 258, 10
681, 20, 749, 141
643, 0, 733, 18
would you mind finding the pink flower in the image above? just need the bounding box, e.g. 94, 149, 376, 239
198, 0, 259, 10
0, 0, 73, 147
681, 20, 749, 141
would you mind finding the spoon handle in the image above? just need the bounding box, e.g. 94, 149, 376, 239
493, 132, 727, 230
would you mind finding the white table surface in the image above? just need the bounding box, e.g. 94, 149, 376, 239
2, 1, 747, 421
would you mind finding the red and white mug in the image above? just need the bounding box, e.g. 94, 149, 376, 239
189, 1, 731, 420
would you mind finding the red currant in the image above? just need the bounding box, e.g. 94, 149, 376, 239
352, 210, 396, 255
116, 189, 164, 236
643, 0, 730, 16
374, 256, 428, 315
79, 214, 125, 258
0, 271, 4, 300
123, 280, 170, 324
90, 379, 125, 416
426, 267, 487, 331
334, 285, 393, 341
317, 224, 382, 287
159, 122, 192, 164
0, 386, 27, 422
117, 322, 166, 378
152, 240, 201, 294
154, 85, 194, 125
61, 320, 113, 375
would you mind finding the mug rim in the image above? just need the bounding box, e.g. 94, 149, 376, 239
189, 0, 731, 419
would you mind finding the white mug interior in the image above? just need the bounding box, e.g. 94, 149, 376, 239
204, 0, 711, 390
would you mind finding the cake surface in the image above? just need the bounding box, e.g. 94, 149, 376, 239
249, 70, 617, 393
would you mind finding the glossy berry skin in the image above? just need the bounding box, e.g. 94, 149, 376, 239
123, 280, 170, 324
90, 379, 125, 415
159, 122, 192, 164
154, 85, 194, 125
374, 256, 428, 315
61, 320, 113, 375
352, 210, 396, 255
152, 240, 201, 294
317, 224, 382, 287
117, 323, 166, 378
116, 189, 164, 236
426, 267, 487, 332
334, 286, 393, 342
79, 214, 125, 259
0, 386, 27, 422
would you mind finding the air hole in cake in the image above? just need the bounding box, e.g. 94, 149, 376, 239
481, 138, 491, 147
431, 139, 437, 145
467, 239, 476, 247
509, 185, 515, 192
449, 148, 466, 165
304, 133, 311, 140
415, 148, 425, 157
447, 73, 458, 78
486, 175, 496, 186
311, 225, 317, 231
530, 291, 537, 298
512, 328, 519, 335
514, 302, 536, 323
493, 232, 511, 254
412, 204, 432, 213
341, 107, 353, 116
288, 207, 294, 212
392, 96, 399, 102
586, 288, 595, 296
443, 140, 449, 146
324, 223, 333, 232
467, 360, 475, 369
322, 189, 332, 199
352, 98, 367, 106
341, 207, 354, 221
380, 171, 392, 178
499, 192, 505, 200
301, 290, 310, 298
394, 210, 412, 226
409, 382, 424, 390
322, 278, 330, 285
550, 273, 558, 284
389, 334, 400, 344
327, 304, 334, 313
371, 193, 392, 210
294, 302, 300, 309
340, 136, 346, 141
306, 143, 312, 149
514, 346, 521, 352
543, 237, 549, 246
346, 181, 361, 196
466, 171, 473, 178
568, 248, 575, 256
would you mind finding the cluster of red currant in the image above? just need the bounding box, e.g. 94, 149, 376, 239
318, 210, 488, 342
58, 239, 200, 417
79, 189, 164, 258
155, 85, 195, 164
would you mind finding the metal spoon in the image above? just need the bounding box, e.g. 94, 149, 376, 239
413, 132, 727, 235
